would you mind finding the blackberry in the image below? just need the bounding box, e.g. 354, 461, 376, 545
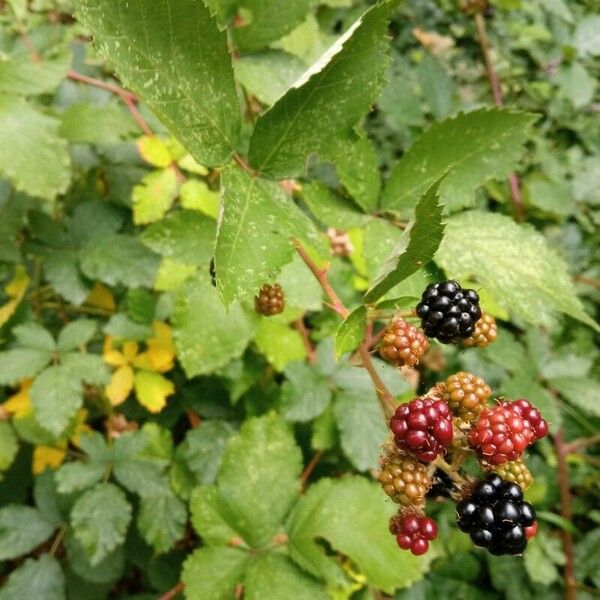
255, 283, 285, 316
416, 280, 482, 344
443, 371, 491, 424
379, 317, 429, 367
390, 397, 453, 463
462, 312, 498, 348
456, 474, 536, 555
427, 468, 455, 499
390, 512, 438, 556
492, 459, 533, 491
378, 453, 431, 507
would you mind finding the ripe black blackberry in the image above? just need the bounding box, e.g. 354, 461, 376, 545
416, 280, 482, 344
255, 283, 285, 316
456, 473, 536, 555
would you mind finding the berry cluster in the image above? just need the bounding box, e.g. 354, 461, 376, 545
379, 317, 429, 367
443, 371, 491, 424
390, 513, 438, 556
462, 312, 498, 348
254, 283, 285, 316
457, 474, 537, 555
416, 280, 482, 344
378, 453, 430, 507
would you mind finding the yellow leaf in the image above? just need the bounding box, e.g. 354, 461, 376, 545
179, 179, 219, 218
2, 379, 33, 417
146, 321, 175, 372
122, 341, 139, 362
137, 136, 173, 167
0, 266, 29, 326
134, 370, 174, 413
154, 258, 197, 292
33, 444, 66, 474
105, 364, 134, 406
70, 410, 91, 447
132, 168, 179, 225
177, 153, 209, 175
86, 282, 116, 311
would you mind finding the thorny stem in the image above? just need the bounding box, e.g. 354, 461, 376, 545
293, 239, 397, 418
473, 11, 525, 223
553, 428, 577, 600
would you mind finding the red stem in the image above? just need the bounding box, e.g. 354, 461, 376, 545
301, 450, 324, 491
295, 317, 316, 365
158, 582, 185, 600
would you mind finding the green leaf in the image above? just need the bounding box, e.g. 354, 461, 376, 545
234, 50, 307, 106
0, 348, 51, 385
0, 422, 18, 473
80, 234, 160, 288
549, 377, 600, 417
280, 362, 332, 422
76, 0, 240, 166
232, 0, 314, 52
216, 413, 302, 548
523, 532, 563, 585
189, 486, 239, 546
13, 322, 56, 351
30, 365, 83, 437
141, 210, 216, 267
334, 389, 388, 471
245, 554, 328, 600
0, 95, 71, 200
301, 181, 370, 230
335, 306, 367, 357
64, 532, 124, 585
173, 276, 255, 377
59, 103, 136, 144
182, 547, 249, 600
435, 211, 598, 330
0, 52, 71, 96
0, 505, 55, 560
254, 319, 307, 371
61, 353, 110, 387
381, 108, 537, 212
287, 476, 430, 592
55, 461, 106, 494
132, 168, 179, 225
68, 200, 124, 245
248, 0, 400, 177
57, 320, 97, 352
215, 165, 321, 305
364, 178, 445, 303
0, 555, 65, 600
179, 179, 220, 217
137, 491, 186, 554
104, 314, 153, 341
71, 482, 132, 566
45, 249, 90, 306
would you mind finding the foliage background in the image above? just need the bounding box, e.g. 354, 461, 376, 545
0, 0, 598, 599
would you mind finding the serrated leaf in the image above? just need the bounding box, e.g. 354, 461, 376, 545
287, 477, 430, 592
248, 0, 400, 177
173, 276, 255, 377
254, 319, 307, 371
0, 555, 65, 600
0, 505, 55, 560
180, 179, 220, 217
59, 103, 136, 144
234, 50, 307, 106
80, 234, 160, 288
0, 52, 71, 96
76, 0, 240, 166
132, 168, 179, 225
189, 486, 239, 545
55, 461, 106, 494
57, 320, 97, 352
68, 201, 124, 246
137, 491, 186, 554
435, 211, 598, 330
71, 483, 132, 566
216, 413, 303, 548
45, 249, 90, 306
245, 554, 328, 600
0, 421, 18, 472
364, 178, 445, 303
280, 362, 332, 422
13, 322, 56, 351
142, 210, 216, 267
335, 306, 367, 357
137, 136, 173, 167
233, 0, 314, 52
61, 353, 110, 386
133, 370, 174, 413
104, 313, 153, 341
523, 533, 562, 585
182, 547, 249, 600
549, 377, 600, 417
382, 108, 537, 212
215, 165, 321, 305
64, 532, 124, 585
0, 349, 50, 385
0, 96, 71, 200
30, 365, 83, 437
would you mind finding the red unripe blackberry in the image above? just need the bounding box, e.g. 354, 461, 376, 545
416, 280, 482, 344
462, 312, 498, 348
525, 521, 538, 539
492, 459, 533, 490
379, 317, 429, 367
390, 397, 453, 463
390, 513, 437, 555
468, 399, 547, 466
255, 283, 285, 316
443, 371, 491, 424
378, 453, 431, 507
